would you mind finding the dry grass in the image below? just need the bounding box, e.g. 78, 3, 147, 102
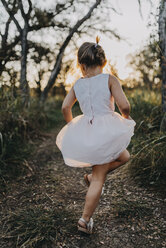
128, 133, 166, 185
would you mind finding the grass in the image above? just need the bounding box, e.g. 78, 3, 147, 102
125, 88, 165, 186
0, 87, 164, 186
0, 158, 77, 247
1, 206, 75, 248
0, 92, 64, 179
127, 133, 166, 185
0, 86, 165, 247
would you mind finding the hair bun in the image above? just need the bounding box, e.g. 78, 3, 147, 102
96, 36, 100, 44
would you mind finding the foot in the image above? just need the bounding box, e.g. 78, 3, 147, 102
84, 174, 92, 187
78, 217, 93, 234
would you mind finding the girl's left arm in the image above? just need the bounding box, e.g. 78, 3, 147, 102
61, 86, 77, 123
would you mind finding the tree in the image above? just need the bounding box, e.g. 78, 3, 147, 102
40, 0, 102, 101
1, 0, 80, 102
127, 42, 161, 89
0, 0, 20, 77
1, 0, 32, 104
159, 0, 166, 131
1, 0, 147, 102
1, 0, 119, 102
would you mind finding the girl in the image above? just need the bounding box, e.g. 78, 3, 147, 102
56, 37, 136, 234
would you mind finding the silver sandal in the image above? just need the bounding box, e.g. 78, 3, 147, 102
78, 217, 94, 234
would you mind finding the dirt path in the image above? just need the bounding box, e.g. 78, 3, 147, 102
0, 128, 165, 248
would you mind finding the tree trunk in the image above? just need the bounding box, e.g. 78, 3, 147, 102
20, 25, 29, 105
159, 0, 166, 131
40, 0, 102, 102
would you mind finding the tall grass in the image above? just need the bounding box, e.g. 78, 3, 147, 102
0, 86, 165, 186
0, 89, 64, 182
125, 88, 165, 185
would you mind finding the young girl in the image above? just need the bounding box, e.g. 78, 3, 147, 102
56, 37, 136, 234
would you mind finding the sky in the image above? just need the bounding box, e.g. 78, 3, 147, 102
99, 0, 160, 79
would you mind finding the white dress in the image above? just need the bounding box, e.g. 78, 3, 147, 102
56, 73, 136, 168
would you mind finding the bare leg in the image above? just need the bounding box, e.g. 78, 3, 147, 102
87, 150, 130, 184
78, 149, 130, 226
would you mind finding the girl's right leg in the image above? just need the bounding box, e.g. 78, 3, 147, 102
85, 149, 130, 185
78, 149, 130, 227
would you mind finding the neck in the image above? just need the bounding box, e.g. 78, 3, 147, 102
82, 66, 103, 78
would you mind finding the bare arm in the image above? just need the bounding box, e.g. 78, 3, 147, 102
61, 86, 77, 123
109, 75, 130, 119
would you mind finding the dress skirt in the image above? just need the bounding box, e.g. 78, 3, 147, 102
56, 111, 136, 168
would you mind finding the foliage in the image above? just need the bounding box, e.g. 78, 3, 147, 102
126, 41, 161, 89
125, 88, 165, 185
0, 88, 64, 180
0, 0, 120, 100
127, 88, 162, 134
128, 133, 166, 185
0, 86, 164, 187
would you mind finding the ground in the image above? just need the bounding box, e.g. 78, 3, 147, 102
0, 127, 165, 248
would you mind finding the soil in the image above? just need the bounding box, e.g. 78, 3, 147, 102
0, 127, 165, 248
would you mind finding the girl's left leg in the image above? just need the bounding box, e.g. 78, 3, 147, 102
78, 150, 130, 228
78, 163, 108, 228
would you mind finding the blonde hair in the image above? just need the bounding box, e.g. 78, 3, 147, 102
77, 36, 107, 68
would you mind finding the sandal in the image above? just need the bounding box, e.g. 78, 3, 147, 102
78, 217, 94, 234
84, 173, 105, 195
84, 174, 90, 187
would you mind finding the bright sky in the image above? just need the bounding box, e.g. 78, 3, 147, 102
99, 0, 160, 79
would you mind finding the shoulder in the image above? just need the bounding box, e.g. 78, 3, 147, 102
101, 73, 116, 83
73, 78, 81, 90
108, 74, 120, 89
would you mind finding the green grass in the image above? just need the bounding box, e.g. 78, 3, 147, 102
0, 87, 165, 188
0, 92, 64, 182
127, 133, 166, 185
125, 88, 165, 186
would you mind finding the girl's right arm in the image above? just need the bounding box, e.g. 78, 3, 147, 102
108, 75, 131, 119
61, 86, 77, 123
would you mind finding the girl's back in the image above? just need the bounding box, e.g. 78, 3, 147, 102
74, 73, 115, 123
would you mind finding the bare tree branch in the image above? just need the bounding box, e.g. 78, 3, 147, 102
27, 0, 32, 16
41, 0, 102, 100
1, 17, 11, 48
1, 0, 22, 33
28, 21, 67, 31
18, 0, 27, 21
